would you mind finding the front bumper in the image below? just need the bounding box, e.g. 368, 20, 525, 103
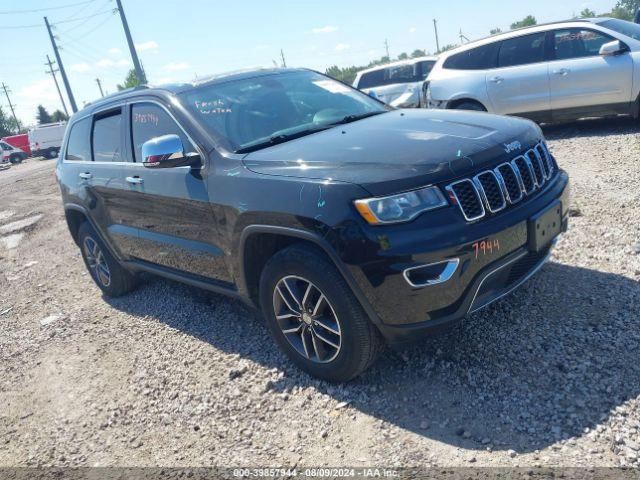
345, 171, 570, 344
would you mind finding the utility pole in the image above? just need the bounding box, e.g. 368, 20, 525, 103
433, 19, 440, 53
384, 38, 390, 58
115, 0, 147, 84
45, 55, 69, 116
1, 83, 20, 132
459, 29, 469, 44
44, 16, 77, 113
280, 49, 287, 68
95, 78, 105, 97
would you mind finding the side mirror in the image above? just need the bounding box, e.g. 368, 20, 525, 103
367, 90, 379, 100
599, 40, 628, 56
141, 134, 201, 169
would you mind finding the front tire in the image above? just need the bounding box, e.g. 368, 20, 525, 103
9, 154, 23, 164
259, 244, 383, 382
78, 222, 138, 297
453, 101, 486, 112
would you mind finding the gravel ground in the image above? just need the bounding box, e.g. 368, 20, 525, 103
0, 118, 639, 468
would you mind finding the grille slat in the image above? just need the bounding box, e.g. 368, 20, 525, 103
527, 150, 545, 186
447, 179, 485, 221
474, 171, 506, 213
447, 141, 557, 222
513, 156, 536, 194
495, 163, 523, 204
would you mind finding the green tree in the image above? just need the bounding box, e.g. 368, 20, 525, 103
0, 107, 17, 137
325, 65, 360, 85
490, 27, 502, 35
398, 52, 409, 60
36, 105, 53, 125
607, 0, 639, 19
410, 49, 427, 58
438, 44, 458, 53
117, 69, 141, 91
51, 110, 69, 122
510, 15, 537, 30
579, 8, 596, 17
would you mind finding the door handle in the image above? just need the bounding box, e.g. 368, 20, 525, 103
126, 176, 143, 185
489, 76, 504, 84
553, 68, 570, 76
78, 172, 92, 180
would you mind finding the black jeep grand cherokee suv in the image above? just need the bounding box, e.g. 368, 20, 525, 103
57, 68, 569, 382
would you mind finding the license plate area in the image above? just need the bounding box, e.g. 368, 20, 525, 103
528, 200, 562, 252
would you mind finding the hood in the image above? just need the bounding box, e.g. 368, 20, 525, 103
242, 109, 542, 196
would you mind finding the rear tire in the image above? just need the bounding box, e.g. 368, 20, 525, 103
9, 154, 23, 164
78, 222, 138, 297
47, 149, 59, 159
259, 244, 383, 382
453, 101, 486, 112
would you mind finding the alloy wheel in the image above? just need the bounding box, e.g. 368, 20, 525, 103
83, 237, 111, 287
272, 275, 342, 363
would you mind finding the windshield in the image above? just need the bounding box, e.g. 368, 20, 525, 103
601, 18, 640, 41
179, 70, 388, 153
357, 61, 435, 89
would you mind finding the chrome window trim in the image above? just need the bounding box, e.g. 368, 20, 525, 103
445, 179, 486, 222
494, 162, 523, 204
473, 170, 506, 213
403, 258, 460, 289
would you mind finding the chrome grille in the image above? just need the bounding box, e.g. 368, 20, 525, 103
446, 179, 485, 221
446, 142, 557, 222
474, 171, 506, 213
527, 150, 545, 186
495, 163, 523, 204
513, 156, 536, 194
536, 143, 554, 179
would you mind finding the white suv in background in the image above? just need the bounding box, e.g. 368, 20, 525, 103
353, 56, 437, 108
427, 18, 640, 122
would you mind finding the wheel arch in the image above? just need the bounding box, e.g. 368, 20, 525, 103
64, 204, 89, 245
238, 225, 382, 326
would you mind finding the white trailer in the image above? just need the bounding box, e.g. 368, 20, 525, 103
28, 122, 67, 159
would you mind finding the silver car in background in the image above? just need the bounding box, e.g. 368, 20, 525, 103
426, 18, 640, 122
353, 56, 437, 108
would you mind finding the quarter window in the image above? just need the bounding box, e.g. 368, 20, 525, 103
553, 29, 614, 60
130, 103, 194, 162
92, 111, 122, 162
498, 33, 547, 67
65, 117, 92, 161
443, 43, 499, 70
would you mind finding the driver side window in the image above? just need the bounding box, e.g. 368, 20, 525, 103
553, 29, 614, 60
130, 103, 194, 162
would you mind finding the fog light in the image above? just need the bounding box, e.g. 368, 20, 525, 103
403, 258, 459, 288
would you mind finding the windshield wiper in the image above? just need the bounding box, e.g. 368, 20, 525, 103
330, 111, 386, 125
236, 126, 331, 154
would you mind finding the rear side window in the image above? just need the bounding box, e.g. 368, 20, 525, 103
498, 33, 546, 67
0, 142, 11, 151
130, 103, 194, 162
65, 117, 92, 161
443, 43, 499, 70
553, 29, 614, 60
92, 110, 122, 162
417, 60, 436, 79
357, 70, 385, 89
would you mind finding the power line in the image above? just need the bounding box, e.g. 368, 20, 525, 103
0, 8, 113, 29
0, 0, 97, 14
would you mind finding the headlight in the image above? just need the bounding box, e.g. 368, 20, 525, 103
354, 186, 447, 225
